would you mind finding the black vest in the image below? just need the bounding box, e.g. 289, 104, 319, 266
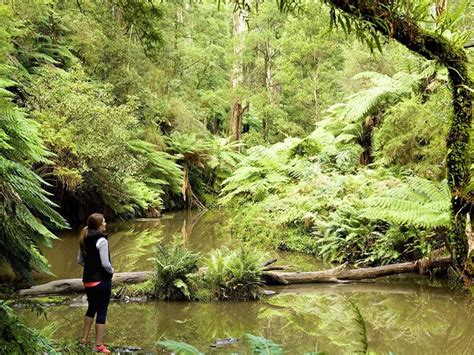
82, 230, 112, 282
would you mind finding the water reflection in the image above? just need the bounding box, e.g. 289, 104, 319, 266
263, 286, 474, 354
17, 210, 474, 353
35, 210, 324, 283
20, 286, 474, 353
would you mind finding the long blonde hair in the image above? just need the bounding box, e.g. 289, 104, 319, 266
79, 213, 105, 253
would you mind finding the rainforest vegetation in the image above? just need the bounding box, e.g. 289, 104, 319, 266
0, 0, 473, 353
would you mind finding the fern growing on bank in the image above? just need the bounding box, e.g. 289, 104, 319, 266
205, 248, 265, 300
362, 177, 450, 229
151, 241, 200, 300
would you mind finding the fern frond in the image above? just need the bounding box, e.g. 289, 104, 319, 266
245, 334, 283, 355
362, 178, 450, 228
157, 340, 203, 355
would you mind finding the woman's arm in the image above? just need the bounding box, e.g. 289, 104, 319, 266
77, 250, 85, 267
96, 238, 115, 274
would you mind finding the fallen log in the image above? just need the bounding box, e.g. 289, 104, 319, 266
263, 256, 452, 285
17, 256, 452, 296
260, 258, 278, 268
18, 271, 152, 296
262, 265, 290, 271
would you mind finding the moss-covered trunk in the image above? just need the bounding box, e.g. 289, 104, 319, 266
325, 0, 473, 271
447, 65, 472, 269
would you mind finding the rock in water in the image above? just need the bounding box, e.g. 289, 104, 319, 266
210, 338, 240, 347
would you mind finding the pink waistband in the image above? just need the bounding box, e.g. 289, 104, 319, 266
84, 281, 101, 288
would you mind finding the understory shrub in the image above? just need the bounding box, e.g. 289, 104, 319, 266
220, 128, 447, 266
205, 248, 265, 300
0, 301, 52, 353
151, 242, 200, 300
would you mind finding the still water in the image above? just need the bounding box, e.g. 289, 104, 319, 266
35, 210, 323, 283
20, 210, 474, 354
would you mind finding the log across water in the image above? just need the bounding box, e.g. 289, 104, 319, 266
17, 256, 452, 296
263, 256, 452, 285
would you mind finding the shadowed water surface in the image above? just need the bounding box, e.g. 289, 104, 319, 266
20, 284, 473, 353
35, 210, 324, 283
17, 210, 474, 353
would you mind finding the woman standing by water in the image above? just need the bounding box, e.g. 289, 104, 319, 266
77, 213, 114, 353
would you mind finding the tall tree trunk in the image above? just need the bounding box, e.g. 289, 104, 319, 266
229, 9, 248, 145
229, 101, 244, 142
262, 42, 280, 141
325, 0, 472, 273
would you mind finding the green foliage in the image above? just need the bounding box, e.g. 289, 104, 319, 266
11, 2, 75, 71
0, 4, 68, 281
323, 69, 419, 128
205, 247, 265, 300
362, 177, 450, 229
156, 334, 285, 355
28, 65, 184, 217
373, 91, 450, 179
1, 0, 468, 279
221, 125, 445, 265
128, 139, 183, 198
157, 340, 204, 355
245, 334, 284, 355
151, 241, 200, 300
0, 300, 53, 353
167, 132, 243, 208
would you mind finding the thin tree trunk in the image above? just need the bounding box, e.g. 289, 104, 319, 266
229, 9, 248, 146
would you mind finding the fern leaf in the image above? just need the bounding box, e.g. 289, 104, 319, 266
245, 334, 284, 355
157, 340, 203, 355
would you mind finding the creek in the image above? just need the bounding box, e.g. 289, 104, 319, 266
18, 210, 474, 353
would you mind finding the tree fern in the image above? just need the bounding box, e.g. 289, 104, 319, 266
362, 177, 450, 228
0, 9, 67, 281
320, 69, 423, 145
128, 138, 183, 195
166, 132, 243, 207
0, 89, 67, 281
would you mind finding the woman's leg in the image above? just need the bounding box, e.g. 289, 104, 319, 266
82, 285, 98, 343
94, 280, 112, 345
81, 316, 94, 343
